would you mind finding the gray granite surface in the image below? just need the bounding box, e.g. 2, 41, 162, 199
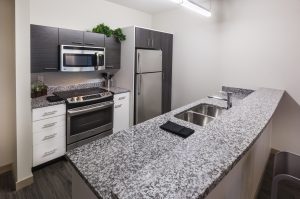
66, 87, 284, 199
31, 81, 130, 109
100, 86, 130, 95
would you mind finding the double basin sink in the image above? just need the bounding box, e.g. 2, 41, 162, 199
175, 104, 226, 126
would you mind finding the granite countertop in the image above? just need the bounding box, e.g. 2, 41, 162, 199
31, 82, 130, 109
66, 87, 284, 199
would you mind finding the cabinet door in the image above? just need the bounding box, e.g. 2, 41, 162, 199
135, 27, 151, 48
113, 93, 130, 133
105, 36, 121, 69
31, 25, 59, 73
150, 31, 161, 50
84, 32, 104, 47
59, 28, 84, 45
161, 33, 173, 113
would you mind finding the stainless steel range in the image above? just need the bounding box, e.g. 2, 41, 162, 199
54, 88, 113, 151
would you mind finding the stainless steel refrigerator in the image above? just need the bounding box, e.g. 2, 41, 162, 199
135, 49, 162, 124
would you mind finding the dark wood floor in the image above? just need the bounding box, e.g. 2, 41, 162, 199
0, 154, 299, 199
0, 159, 72, 199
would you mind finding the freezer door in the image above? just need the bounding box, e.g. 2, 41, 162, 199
135, 72, 162, 124
136, 49, 162, 73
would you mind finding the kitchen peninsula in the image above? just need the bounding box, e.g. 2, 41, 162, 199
66, 87, 284, 199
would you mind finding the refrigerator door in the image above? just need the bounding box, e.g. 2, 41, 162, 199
136, 49, 162, 73
135, 72, 162, 124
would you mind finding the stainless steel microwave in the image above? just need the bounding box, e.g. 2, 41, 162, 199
60, 45, 105, 72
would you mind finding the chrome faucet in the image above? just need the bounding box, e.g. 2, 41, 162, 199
208, 91, 233, 109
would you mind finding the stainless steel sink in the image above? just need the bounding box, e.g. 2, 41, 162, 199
189, 103, 225, 118
175, 104, 225, 126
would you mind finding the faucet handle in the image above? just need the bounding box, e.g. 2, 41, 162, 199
219, 91, 233, 97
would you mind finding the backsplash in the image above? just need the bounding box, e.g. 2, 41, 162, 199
31, 72, 105, 87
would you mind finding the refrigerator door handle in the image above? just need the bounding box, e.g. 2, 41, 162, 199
137, 75, 142, 95
137, 52, 141, 73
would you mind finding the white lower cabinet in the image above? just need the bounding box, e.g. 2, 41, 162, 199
113, 92, 130, 133
32, 104, 66, 167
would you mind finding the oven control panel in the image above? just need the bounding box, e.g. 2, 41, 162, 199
67, 92, 112, 104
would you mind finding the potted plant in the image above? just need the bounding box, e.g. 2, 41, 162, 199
92, 23, 126, 42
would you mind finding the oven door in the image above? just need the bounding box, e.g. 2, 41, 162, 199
67, 101, 113, 146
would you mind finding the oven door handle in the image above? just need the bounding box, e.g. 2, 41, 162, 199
67, 101, 114, 116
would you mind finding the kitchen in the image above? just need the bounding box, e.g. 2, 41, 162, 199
1, 0, 300, 199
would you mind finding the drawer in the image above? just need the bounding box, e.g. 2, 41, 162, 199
33, 135, 66, 167
33, 115, 65, 133
32, 104, 66, 121
114, 92, 129, 102
33, 126, 65, 146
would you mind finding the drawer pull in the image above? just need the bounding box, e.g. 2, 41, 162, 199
42, 122, 57, 129
42, 133, 57, 141
115, 104, 122, 109
42, 111, 57, 117
42, 149, 57, 157
118, 96, 126, 100
106, 65, 114, 68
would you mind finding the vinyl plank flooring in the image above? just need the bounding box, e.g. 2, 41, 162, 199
0, 159, 72, 199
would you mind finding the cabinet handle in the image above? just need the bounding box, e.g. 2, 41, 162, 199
106, 65, 114, 68
115, 104, 122, 109
147, 39, 150, 47
72, 41, 83, 45
42, 149, 57, 157
44, 68, 57, 70
42, 111, 57, 117
118, 96, 126, 100
42, 122, 57, 129
85, 43, 95, 46
151, 39, 154, 47
42, 133, 57, 141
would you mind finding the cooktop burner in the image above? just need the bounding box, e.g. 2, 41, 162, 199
54, 87, 112, 104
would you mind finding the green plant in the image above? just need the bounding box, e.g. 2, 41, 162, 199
113, 28, 126, 42
92, 23, 126, 42
92, 23, 113, 37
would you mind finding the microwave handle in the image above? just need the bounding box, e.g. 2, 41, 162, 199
68, 101, 114, 116
95, 52, 100, 66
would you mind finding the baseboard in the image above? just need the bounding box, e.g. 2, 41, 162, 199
15, 175, 34, 191
271, 148, 280, 154
0, 163, 12, 175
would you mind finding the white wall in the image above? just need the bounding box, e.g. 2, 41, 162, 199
219, 0, 300, 155
152, 5, 222, 109
15, 0, 33, 186
0, 0, 16, 169
30, 0, 152, 31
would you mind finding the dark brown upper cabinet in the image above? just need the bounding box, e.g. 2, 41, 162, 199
31, 24, 59, 73
105, 36, 121, 69
161, 33, 173, 113
135, 27, 161, 49
84, 32, 104, 47
59, 28, 84, 45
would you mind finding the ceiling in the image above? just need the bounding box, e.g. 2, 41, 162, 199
105, 0, 180, 14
